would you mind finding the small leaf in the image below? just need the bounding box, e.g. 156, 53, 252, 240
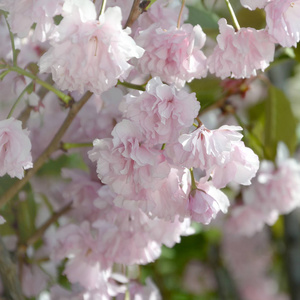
264, 85, 297, 160
17, 184, 37, 243
186, 6, 219, 31
0, 69, 10, 80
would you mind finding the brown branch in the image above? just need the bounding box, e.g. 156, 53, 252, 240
25, 202, 72, 247
124, 0, 150, 28
0, 91, 93, 209
0, 235, 25, 300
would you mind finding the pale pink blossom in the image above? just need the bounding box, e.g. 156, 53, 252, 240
93, 186, 192, 265
137, 167, 190, 221
208, 18, 275, 79
121, 77, 200, 145
265, 0, 300, 47
0, 0, 63, 41
189, 182, 229, 224
55, 185, 192, 277
166, 125, 259, 188
240, 0, 270, 10
134, 0, 188, 34
244, 158, 300, 216
54, 221, 105, 289
39, 2, 144, 94
0, 215, 5, 225
0, 118, 32, 179
22, 265, 48, 298
88, 120, 170, 198
136, 24, 207, 89
118, 278, 162, 300
226, 205, 278, 236
49, 271, 127, 300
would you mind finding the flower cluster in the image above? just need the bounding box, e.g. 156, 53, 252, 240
1, 0, 299, 298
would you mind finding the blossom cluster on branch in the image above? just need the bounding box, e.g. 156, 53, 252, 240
0, 0, 300, 299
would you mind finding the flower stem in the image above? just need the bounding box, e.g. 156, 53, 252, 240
3, 11, 18, 67
8, 65, 72, 105
7, 82, 34, 119
177, 0, 186, 28
224, 0, 240, 31
0, 235, 25, 300
190, 168, 197, 190
61, 142, 93, 151
99, 0, 107, 16
118, 80, 146, 91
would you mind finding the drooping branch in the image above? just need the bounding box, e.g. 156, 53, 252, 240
0, 91, 93, 209
0, 235, 25, 300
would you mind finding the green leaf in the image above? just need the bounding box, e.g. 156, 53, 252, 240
236, 7, 266, 30
186, 6, 219, 31
264, 86, 297, 160
16, 184, 38, 243
0, 69, 10, 80
188, 78, 222, 111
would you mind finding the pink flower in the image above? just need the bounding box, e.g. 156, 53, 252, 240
226, 205, 278, 236
125, 278, 162, 300
134, 0, 188, 34
0, 118, 32, 179
0, 0, 63, 41
39, 3, 144, 94
88, 120, 170, 198
121, 77, 200, 145
244, 157, 300, 216
189, 182, 229, 224
240, 0, 270, 10
265, 0, 300, 47
208, 18, 275, 79
166, 125, 259, 188
136, 24, 207, 89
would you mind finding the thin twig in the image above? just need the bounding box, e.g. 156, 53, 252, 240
124, 0, 148, 28
0, 91, 93, 209
0, 235, 25, 300
177, 0, 186, 28
25, 202, 72, 247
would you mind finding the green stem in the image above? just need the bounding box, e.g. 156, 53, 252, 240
8, 65, 72, 104
161, 143, 166, 150
7, 82, 34, 118
190, 168, 197, 190
99, 0, 107, 17
3, 11, 18, 67
61, 142, 93, 151
118, 80, 146, 91
224, 0, 240, 31
177, 0, 186, 28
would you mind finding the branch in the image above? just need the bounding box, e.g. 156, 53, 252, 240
124, 0, 150, 28
0, 91, 93, 209
25, 202, 72, 247
0, 235, 25, 300
284, 212, 300, 300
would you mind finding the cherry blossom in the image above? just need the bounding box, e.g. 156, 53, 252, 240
240, 0, 270, 10
208, 18, 275, 79
0, 118, 32, 179
189, 181, 230, 224
39, 2, 144, 94
0, 0, 63, 41
136, 23, 207, 89
121, 77, 200, 145
265, 0, 300, 47
166, 125, 259, 188
88, 120, 170, 198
